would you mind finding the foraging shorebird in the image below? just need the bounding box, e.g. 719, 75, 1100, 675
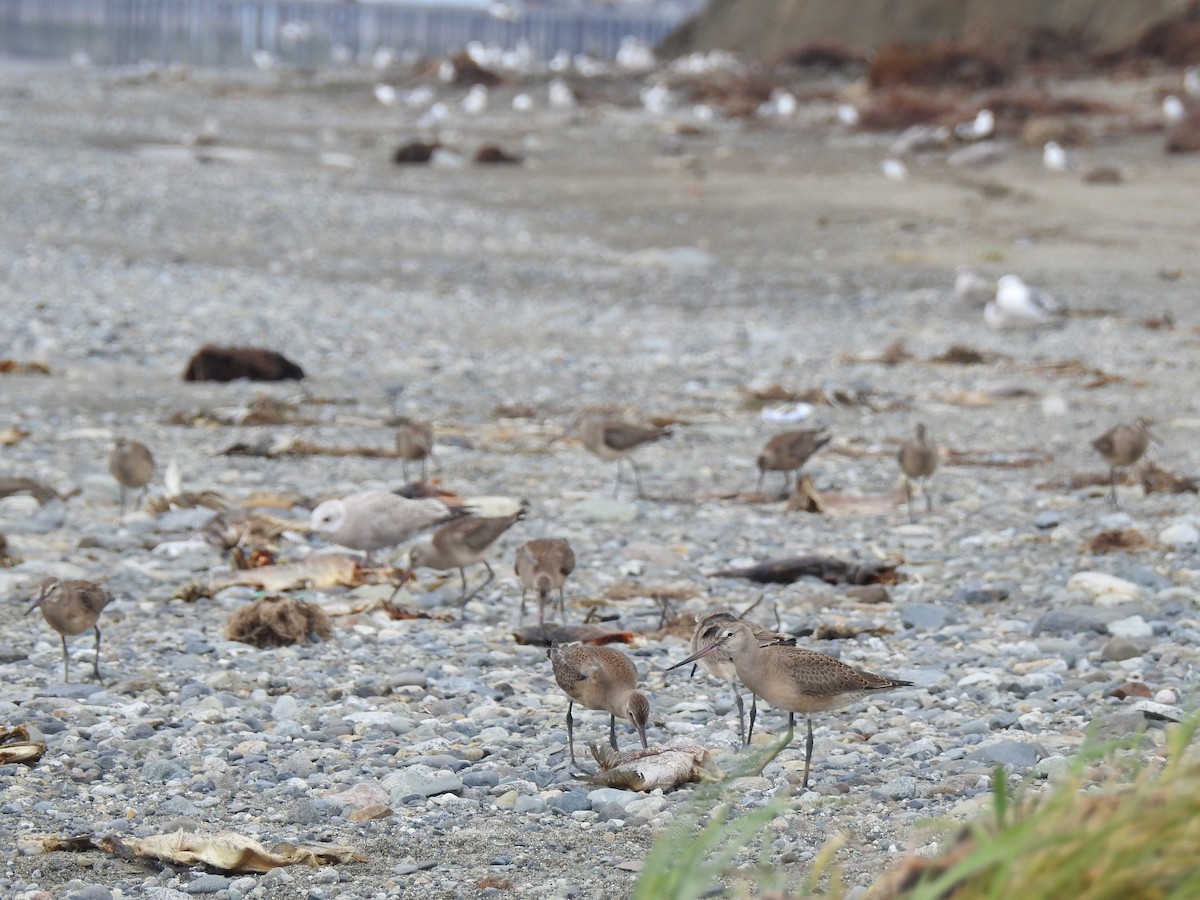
395, 422, 435, 481
897, 423, 938, 522
686, 612, 794, 746
514, 538, 576, 624
576, 413, 672, 498
26, 577, 110, 683
109, 438, 155, 523
310, 490, 461, 564
756, 427, 831, 494
550, 643, 650, 765
1092, 418, 1154, 507
410, 510, 525, 602
668, 621, 911, 788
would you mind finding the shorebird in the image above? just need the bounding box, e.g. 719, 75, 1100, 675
549, 643, 650, 765
686, 612, 794, 746
576, 413, 672, 498
1092, 418, 1154, 507
26, 577, 110, 683
410, 510, 525, 602
395, 422, 435, 481
109, 438, 155, 523
514, 537, 576, 624
668, 621, 911, 788
310, 490, 462, 564
984, 275, 1062, 330
756, 427, 831, 494
898, 423, 938, 522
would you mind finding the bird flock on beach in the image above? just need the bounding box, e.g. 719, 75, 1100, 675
18, 383, 1159, 788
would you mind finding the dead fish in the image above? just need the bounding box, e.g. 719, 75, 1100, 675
575, 740, 722, 792
208, 555, 396, 592
512, 623, 635, 647
709, 555, 901, 586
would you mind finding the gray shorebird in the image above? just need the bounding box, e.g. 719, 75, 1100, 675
1092, 418, 1153, 507
549, 643, 650, 765
668, 620, 911, 788
310, 490, 461, 564
756, 428, 831, 494
514, 538, 576, 625
410, 510, 525, 602
395, 422, 434, 481
686, 612, 794, 746
109, 438, 155, 523
576, 413, 672, 498
897, 423, 938, 522
26, 577, 110, 683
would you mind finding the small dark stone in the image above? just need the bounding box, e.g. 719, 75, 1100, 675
182, 344, 304, 382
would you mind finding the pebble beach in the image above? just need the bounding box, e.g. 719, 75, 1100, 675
2, 53, 1200, 899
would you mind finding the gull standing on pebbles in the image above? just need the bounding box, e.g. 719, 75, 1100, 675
109, 438, 155, 523
26, 577, 110, 683
984, 274, 1062, 330
310, 490, 462, 564
1043, 141, 1072, 172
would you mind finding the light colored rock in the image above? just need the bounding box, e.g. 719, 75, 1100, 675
1106, 615, 1152, 641
1066, 572, 1143, 606
1158, 522, 1200, 549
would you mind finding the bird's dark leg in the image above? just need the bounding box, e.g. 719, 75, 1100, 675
117, 486, 127, 525
557, 587, 566, 622
905, 477, 916, 524
457, 568, 470, 603
1109, 467, 1119, 508
748, 696, 758, 743
612, 460, 623, 499
734, 691, 746, 746
60, 635, 70, 683
519, 588, 528, 624
755, 467, 765, 494
609, 713, 618, 750
566, 700, 576, 765
924, 476, 934, 512
401, 459, 411, 481
802, 714, 814, 789
464, 561, 495, 602
92, 626, 103, 684
628, 458, 646, 499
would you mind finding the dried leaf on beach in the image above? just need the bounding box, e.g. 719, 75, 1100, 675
1140, 461, 1199, 494
1084, 529, 1153, 554
603, 582, 700, 603
786, 475, 903, 515
174, 555, 402, 600
94, 831, 362, 873
0, 477, 62, 504
0, 359, 51, 375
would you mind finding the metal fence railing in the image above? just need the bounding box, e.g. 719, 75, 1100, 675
0, 0, 695, 68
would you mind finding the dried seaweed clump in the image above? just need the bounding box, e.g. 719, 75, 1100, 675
225, 595, 332, 648
868, 40, 1009, 90
183, 345, 304, 382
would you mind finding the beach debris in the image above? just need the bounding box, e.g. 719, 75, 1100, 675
511, 623, 634, 647
710, 555, 902, 586
225, 595, 333, 648
183, 345, 304, 382
0, 477, 62, 504
576, 740, 721, 791
93, 831, 363, 873
0, 725, 46, 766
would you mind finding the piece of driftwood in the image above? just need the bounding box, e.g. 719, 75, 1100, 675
94, 831, 363, 873
183, 345, 305, 382
0, 725, 46, 766
709, 555, 901, 586
511, 624, 634, 646
0, 477, 62, 504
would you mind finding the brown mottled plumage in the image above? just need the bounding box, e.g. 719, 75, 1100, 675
109, 438, 155, 523
514, 538, 576, 625
1092, 418, 1153, 507
410, 510, 525, 602
897, 423, 938, 522
395, 422, 434, 481
26, 577, 111, 683
756, 428, 831, 493
669, 620, 910, 788
550, 643, 650, 765
577, 414, 672, 498
688, 611, 794, 746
